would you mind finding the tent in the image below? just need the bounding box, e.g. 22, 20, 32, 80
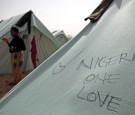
1, 0, 135, 114
0, 11, 61, 74
52, 30, 69, 46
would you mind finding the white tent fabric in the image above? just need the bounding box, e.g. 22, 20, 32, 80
0, 0, 135, 115
0, 11, 61, 74
52, 30, 69, 45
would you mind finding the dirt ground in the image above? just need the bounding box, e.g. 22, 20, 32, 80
0, 71, 31, 99
0, 74, 15, 98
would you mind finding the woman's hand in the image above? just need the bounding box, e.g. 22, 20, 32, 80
2, 36, 8, 42
9, 46, 17, 53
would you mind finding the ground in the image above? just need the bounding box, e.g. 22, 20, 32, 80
0, 74, 15, 98
0, 71, 31, 99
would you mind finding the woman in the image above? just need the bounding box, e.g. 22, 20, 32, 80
2, 27, 26, 85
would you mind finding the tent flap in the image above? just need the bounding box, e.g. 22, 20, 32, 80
16, 10, 33, 34
85, 0, 114, 23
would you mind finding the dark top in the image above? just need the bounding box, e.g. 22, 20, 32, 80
8, 35, 26, 53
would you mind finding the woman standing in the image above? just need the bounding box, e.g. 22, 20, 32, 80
2, 27, 26, 85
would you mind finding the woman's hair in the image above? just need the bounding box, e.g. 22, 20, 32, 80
11, 27, 19, 33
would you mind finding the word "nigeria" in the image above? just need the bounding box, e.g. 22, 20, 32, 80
77, 52, 135, 71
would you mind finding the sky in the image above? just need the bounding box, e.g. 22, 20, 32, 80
0, 0, 101, 37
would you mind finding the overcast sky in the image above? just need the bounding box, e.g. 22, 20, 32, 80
0, 0, 101, 37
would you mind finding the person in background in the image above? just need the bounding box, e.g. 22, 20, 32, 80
2, 27, 26, 85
